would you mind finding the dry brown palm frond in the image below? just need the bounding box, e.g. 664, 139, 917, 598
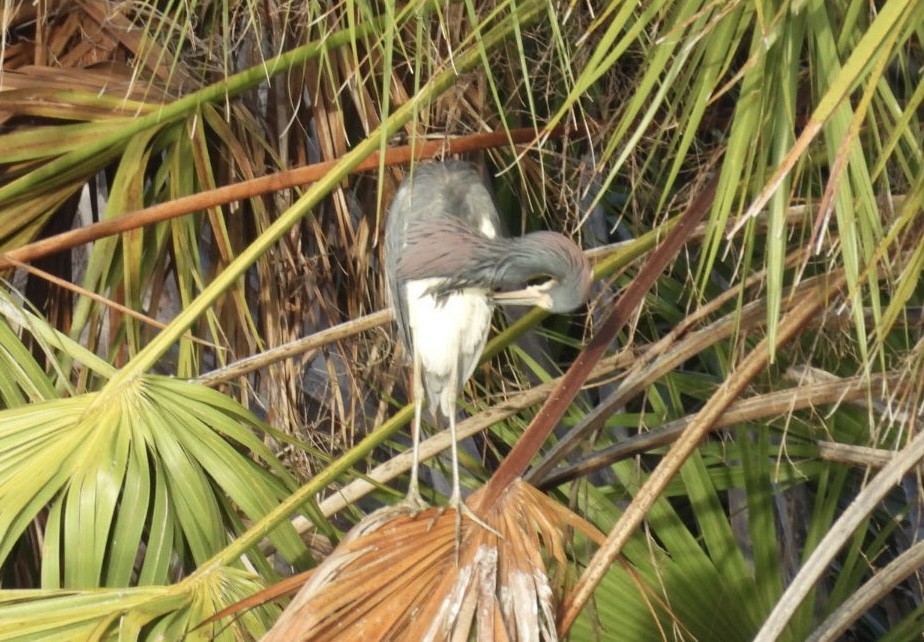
263, 479, 603, 642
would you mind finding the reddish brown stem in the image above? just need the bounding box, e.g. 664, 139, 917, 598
477, 175, 718, 508
0, 126, 568, 269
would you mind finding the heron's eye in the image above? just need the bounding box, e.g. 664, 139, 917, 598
526, 275, 552, 287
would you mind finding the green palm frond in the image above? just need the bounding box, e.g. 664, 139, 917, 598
0, 369, 308, 588
0, 564, 277, 641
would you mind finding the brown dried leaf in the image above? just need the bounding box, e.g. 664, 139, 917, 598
264, 480, 603, 641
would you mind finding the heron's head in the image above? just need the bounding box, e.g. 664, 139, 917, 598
489, 231, 592, 313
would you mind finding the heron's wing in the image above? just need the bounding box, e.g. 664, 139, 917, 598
384, 182, 415, 354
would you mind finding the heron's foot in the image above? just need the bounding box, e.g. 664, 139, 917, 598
448, 494, 501, 556
399, 486, 430, 515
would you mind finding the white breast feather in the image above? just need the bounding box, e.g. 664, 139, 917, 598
405, 278, 494, 415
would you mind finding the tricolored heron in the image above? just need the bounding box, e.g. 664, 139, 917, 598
384, 160, 592, 531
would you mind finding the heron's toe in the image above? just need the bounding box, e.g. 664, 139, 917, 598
449, 495, 501, 538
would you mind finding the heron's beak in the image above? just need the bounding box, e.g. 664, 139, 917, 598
490, 286, 553, 309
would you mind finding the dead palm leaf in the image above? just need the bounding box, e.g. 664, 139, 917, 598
264, 479, 603, 642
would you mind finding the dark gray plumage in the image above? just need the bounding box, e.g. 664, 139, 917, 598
383, 160, 592, 527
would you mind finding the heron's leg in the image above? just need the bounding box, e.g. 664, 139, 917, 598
405, 345, 427, 512
446, 396, 464, 551
446, 382, 499, 555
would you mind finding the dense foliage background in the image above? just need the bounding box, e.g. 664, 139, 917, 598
0, 1, 921, 640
